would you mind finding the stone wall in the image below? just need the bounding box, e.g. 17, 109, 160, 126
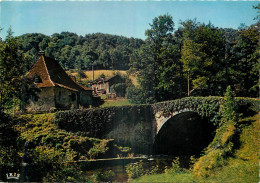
26, 87, 55, 112
54, 97, 260, 155
55, 105, 155, 155
54, 87, 78, 109
79, 91, 92, 108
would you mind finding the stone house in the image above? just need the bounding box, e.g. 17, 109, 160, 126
89, 74, 126, 97
26, 51, 92, 112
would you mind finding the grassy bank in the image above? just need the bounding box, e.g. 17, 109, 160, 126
13, 113, 129, 182
101, 98, 132, 107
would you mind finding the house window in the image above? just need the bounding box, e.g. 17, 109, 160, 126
59, 91, 61, 100
33, 75, 42, 83
70, 93, 76, 101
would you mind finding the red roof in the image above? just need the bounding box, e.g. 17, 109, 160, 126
27, 54, 92, 91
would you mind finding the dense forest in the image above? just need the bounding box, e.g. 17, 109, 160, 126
17, 32, 144, 71
126, 16, 259, 103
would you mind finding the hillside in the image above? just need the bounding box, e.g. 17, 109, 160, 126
68, 69, 138, 86
17, 32, 144, 71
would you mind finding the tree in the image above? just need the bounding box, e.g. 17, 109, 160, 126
0, 28, 37, 112
0, 28, 32, 180
180, 39, 205, 96
145, 14, 175, 101
231, 22, 259, 97
179, 20, 226, 96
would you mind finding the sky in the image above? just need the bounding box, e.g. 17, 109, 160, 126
0, 1, 259, 40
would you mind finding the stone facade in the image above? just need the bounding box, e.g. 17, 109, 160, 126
26, 52, 93, 112
54, 87, 79, 109
27, 87, 55, 112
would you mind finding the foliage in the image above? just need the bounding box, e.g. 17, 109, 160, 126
11, 113, 127, 181
110, 83, 127, 97
126, 161, 146, 180
130, 158, 194, 183
17, 32, 144, 70
0, 28, 38, 112
128, 14, 186, 103
54, 105, 152, 134
126, 160, 162, 180
90, 170, 115, 183
127, 9, 259, 103
88, 139, 109, 159
164, 158, 182, 174
193, 87, 238, 177
0, 112, 24, 181
101, 98, 132, 107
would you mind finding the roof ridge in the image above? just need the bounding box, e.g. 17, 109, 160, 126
42, 55, 55, 87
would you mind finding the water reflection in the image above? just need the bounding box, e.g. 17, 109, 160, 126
80, 155, 192, 182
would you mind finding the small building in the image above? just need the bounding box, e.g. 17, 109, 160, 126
89, 74, 126, 97
26, 51, 92, 112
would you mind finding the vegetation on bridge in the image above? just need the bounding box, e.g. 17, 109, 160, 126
153, 96, 259, 123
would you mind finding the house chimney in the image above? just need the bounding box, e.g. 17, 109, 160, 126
38, 51, 45, 56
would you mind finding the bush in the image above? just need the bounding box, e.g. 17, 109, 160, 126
193, 87, 238, 178
165, 158, 182, 174
90, 170, 115, 182
126, 161, 146, 180
110, 83, 127, 97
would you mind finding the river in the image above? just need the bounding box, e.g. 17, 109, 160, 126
78, 155, 192, 182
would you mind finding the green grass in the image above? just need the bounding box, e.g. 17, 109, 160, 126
101, 98, 132, 107
197, 159, 259, 183
68, 69, 138, 86
132, 172, 195, 183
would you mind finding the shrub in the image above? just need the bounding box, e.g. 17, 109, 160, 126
90, 170, 115, 183
193, 87, 238, 178
126, 161, 146, 180
165, 158, 182, 174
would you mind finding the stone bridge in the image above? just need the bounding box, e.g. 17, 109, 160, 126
55, 97, 259, 156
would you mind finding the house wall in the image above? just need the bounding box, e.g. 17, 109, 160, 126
26, 87, 55, 112
54, 87, 78, 109
80, 91, 92, 108
92, 83, 108, 94
105, 82, 110, 94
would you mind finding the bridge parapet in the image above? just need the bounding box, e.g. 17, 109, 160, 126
152, 97, 260, 135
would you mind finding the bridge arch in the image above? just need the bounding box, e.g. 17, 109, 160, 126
153, 111, 216, 156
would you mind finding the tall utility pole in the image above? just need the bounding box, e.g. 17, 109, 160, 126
86, 51, 98, 81
187, 71, 190, 96
92, 62, 94, 81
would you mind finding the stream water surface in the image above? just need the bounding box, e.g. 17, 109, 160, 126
79, 155, 192, 182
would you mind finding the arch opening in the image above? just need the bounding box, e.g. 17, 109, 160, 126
153, 112, 215, 156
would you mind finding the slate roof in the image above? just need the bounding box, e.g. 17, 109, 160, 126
89, 74, 123, 85
27, 54, 92, 92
